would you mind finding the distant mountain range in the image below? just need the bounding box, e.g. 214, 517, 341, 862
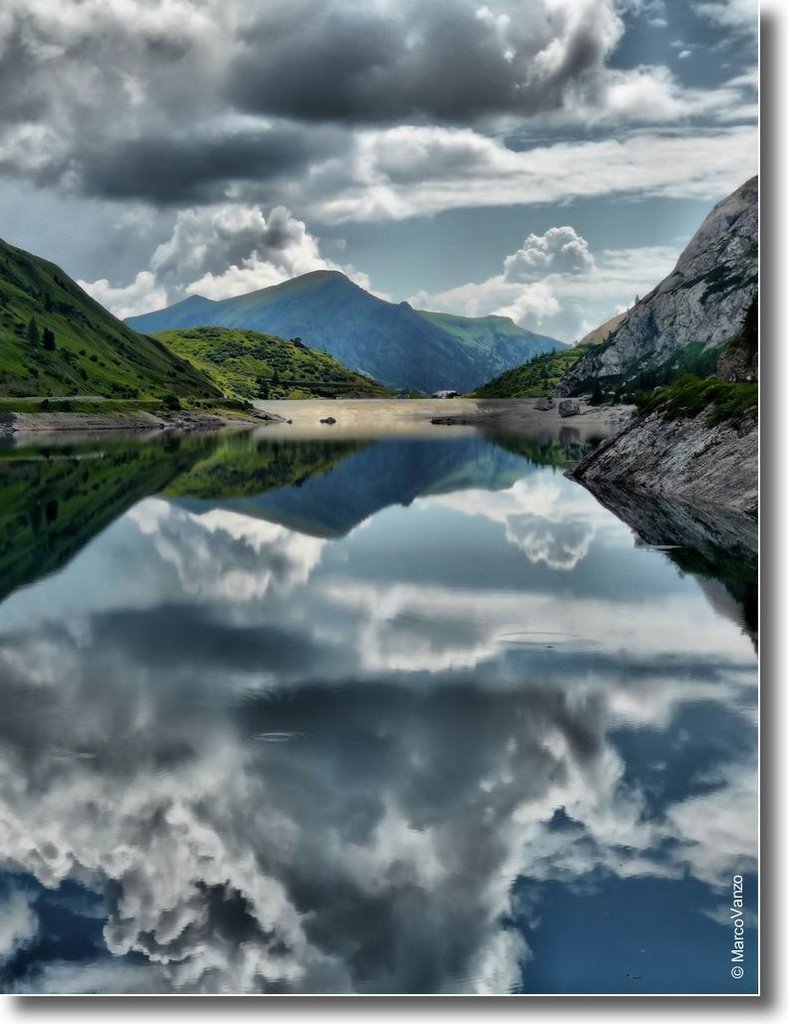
0, 236, 218, 399
127, 270, 565, 394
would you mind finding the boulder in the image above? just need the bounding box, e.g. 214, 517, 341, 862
534, 397, 555, 411
558, 399, 581, 418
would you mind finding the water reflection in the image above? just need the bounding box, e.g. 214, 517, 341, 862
0, 431, 758, 994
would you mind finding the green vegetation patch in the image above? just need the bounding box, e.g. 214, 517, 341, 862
156, 326, 392, 401
635, 373, 758, 427
469, 345, 590, 398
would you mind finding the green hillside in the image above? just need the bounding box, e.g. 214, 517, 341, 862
416, 309, 559, 360
0, 236, 218, 399
156, 326, 391, 400
470, 345, 590, 398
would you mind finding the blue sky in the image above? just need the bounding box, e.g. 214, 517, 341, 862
0, 0, 758, 341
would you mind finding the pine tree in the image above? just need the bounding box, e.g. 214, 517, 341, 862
42, 327, 56, 351
27, 317, 40, 344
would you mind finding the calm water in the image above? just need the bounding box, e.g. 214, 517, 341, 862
0, 425, 758, 994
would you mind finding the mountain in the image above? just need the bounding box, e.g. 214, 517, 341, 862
0, 237, 218, 399
157, 327, 391, 400
569, 177, 758, 526
126, 270, 565, 394
556, 176, 758, 398
174, 435, 537, 539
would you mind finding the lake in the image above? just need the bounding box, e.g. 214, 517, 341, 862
0, 413, 758, 995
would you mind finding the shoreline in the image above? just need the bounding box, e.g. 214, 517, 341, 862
1, 396, 633, 444
0, 405, 282, 440
570, 407, 758, 519
251, 397, 633, 440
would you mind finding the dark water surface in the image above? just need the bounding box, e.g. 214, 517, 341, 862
0, 427, 758, 994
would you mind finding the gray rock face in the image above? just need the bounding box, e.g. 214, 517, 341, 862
556, 176, 758, 396
571, 408, 757, 518
558, 399, 580, 417
534, 397, 555, 410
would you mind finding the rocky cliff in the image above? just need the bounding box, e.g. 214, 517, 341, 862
556, 177, 758, 396
571, 406, 757, 518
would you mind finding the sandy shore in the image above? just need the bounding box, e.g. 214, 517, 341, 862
253, 397, 633, 440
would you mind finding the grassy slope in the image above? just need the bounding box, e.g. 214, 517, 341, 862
0, 237, 218, 399
156, 326, 392, 400
635, 374, 757, 427
469, 345, 590, 398
627, 299, 758, 425
417, 310, 561, 356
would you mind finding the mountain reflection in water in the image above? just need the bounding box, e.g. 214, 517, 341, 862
0, 429, 757, 994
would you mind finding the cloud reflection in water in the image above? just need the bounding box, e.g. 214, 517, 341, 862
0, 435, 757, 993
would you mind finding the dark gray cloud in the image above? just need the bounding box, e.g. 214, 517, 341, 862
0, 0, 629, 206
0, 0, 758, 227
226, 0, 618, 124
80, 129, 337, 205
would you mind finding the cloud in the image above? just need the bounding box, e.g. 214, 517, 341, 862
226, 0, 625, 125
79, 127, 339, 206
0, 0, 757, 216
693, 0, 758, 30
80, 203, 375, 313
0, 888, 38, 961
79, 270, 168, 321
413, 229, 681, 340
503, 226, 595, 282
309, 122, 758, 225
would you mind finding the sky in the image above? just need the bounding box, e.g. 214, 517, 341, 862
0, 0, 758, 341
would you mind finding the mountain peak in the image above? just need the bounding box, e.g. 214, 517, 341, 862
126, 264, 564, 392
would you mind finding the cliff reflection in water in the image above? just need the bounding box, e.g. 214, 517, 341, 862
0, 429, 757, 994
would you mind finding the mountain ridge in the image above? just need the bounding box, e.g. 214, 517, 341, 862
127, 270, 565, 394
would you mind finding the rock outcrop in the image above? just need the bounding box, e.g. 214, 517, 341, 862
556, 177, 758, 396
558, 399, 580, 417
571, 407, 757, 518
